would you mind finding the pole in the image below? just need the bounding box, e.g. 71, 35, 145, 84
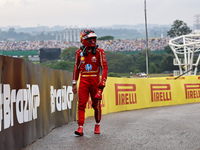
144, 0, 149, 78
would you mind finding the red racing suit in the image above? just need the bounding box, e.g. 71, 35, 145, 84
73, 47, 108, 126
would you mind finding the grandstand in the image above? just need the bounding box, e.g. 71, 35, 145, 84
0, 37, 170, 52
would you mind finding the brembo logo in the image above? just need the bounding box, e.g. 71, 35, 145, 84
150, 84, 172, 102
184, 84, 200, 99
115, 84, 137, 105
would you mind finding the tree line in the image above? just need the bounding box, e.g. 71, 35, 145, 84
39, 46, 180, 77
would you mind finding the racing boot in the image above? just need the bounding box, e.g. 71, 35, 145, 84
75, 126, 83, 136
94, 124, 100, 134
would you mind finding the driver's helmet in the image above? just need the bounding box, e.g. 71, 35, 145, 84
80, 29, 97, 47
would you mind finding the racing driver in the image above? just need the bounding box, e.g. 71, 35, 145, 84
72, 29, 108, 136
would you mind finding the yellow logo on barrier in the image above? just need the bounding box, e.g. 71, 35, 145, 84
115, 84, 137, 105
184, 84, 200, 99
150, 84, 172, 102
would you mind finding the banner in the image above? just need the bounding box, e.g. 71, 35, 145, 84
85, 76, 200, 118
0, 55, 77, 150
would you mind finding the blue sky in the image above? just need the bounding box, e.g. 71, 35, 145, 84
0, 0, 199, 28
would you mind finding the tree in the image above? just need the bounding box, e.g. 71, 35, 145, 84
167, 20, 192, 37
164, 45, 173, 54
160, 54, 178, 72
60, 46, 78, 61
53, 60, 74, 71
149, 62, 159, 73
98, 36, 114, 40
40, 60, 74, 71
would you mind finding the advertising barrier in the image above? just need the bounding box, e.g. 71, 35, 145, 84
1, 55, 200, 150
0, 55, 77, 150
85, 76, 200, 118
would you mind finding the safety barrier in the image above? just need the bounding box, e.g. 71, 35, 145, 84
85, 76, 200, 118
1, 55, 200, 150
0, 55, 77, 150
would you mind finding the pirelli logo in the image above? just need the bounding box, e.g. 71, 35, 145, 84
184, 84, 200, 99
150, 84, 172, 102
115, 84, 137, 105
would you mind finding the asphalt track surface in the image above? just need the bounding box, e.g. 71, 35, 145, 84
22, 103, 200, 150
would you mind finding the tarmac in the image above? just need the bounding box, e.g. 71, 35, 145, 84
22, 103, 200, 150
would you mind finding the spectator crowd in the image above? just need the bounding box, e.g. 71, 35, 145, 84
0, 37, 170, 52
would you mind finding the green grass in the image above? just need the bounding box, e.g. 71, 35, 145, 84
149, 73, 173, 77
